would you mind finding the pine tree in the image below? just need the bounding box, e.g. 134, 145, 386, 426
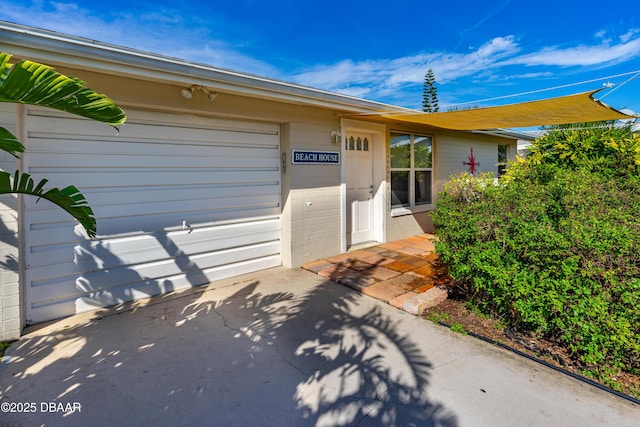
422, 68, 439, 113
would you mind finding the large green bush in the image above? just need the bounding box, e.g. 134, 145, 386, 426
433, 123, 640, 382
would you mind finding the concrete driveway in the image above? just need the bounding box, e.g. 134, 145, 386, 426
1, 267, 638, 426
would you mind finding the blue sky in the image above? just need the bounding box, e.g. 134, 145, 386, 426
2, 0, 640, 117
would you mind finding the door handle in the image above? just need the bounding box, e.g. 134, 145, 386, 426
369, 185, 374, 195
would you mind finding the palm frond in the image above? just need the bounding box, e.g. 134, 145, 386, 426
0, 52, 126, 126
0, 127, 25, 158
0, 171, 96, 238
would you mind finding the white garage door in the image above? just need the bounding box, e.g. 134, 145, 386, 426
23, 108, 282, 324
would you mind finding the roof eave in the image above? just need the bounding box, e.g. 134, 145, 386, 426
0, 21, 411, 115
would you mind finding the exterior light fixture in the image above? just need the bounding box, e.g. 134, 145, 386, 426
330, 129, 341, 144
200, 86, 218, 101
181, 86, 195, 99
181, 84, 218, 101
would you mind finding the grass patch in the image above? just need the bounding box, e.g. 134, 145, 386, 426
0, 341, 14, 358
449, 322, 468, 335
425, 310, 450, 324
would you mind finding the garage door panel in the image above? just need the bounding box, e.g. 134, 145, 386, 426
84, 241, 279, 293
26, 184, 281, 212
94, 194, 280, 219
95, 206, 282, 237
29, 231, 282, 284
24, 169, 279, 189
28, 220, 281, 275
28, 136, 279, 158
28, 115, 279, 147
31, 242, 279, 307
27, 152, 281, 169
30, 241, 281, 304
28, 126, 279, 149
28, 203, 282, 246
31, 255, 282, 324
89, 219, 282, 259
73, 255, 282, 314
28, 194, 281, 225
24, 108, 282, 324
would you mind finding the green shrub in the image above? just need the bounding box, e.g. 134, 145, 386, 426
528, 121, 638, 173
433, 127, 640, 379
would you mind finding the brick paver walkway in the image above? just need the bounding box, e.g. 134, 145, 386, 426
301, 234, 450, 313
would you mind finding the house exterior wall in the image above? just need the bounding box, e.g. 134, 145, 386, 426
283, 121, 343, 267
0, 104, 21, 340
435, 132, 517, 194
385, 128, 517, 241
386, 211, 434, 241
52, 66, 346, 269
0, 52, 521, 336
0, 65, 349, 334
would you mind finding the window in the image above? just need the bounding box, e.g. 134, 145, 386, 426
390, 132, 433, 210
498, 144, 508, 177
346, 135, 370, 152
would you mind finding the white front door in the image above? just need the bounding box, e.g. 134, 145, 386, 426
346, 132, 374, 246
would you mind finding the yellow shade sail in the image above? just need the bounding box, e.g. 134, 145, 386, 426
371, 90, 636, 131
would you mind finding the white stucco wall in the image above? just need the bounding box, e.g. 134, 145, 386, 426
282, 121, 343, 267
435, 133, 517, 194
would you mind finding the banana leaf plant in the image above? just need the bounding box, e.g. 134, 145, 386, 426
0, 52, 127, 238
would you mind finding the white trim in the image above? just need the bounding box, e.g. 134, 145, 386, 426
390, 131, 435, 212
339, 142, 347, 254
16, 104, 28, 326
391, 204, 434, 217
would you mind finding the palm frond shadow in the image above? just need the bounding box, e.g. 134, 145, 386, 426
184, 279, 458, 426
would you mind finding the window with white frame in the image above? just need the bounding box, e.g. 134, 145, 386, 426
390, 132, 433, 210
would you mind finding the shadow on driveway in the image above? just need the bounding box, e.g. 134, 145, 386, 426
0, 268, 458, 426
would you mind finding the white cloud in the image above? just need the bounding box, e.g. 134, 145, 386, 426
290, 36, 521, 99
620, 28, 640, 43
291, 32, 640, 107
0, 1, 280, 76
3, 2, 639, 110
501, 37, 640, 67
